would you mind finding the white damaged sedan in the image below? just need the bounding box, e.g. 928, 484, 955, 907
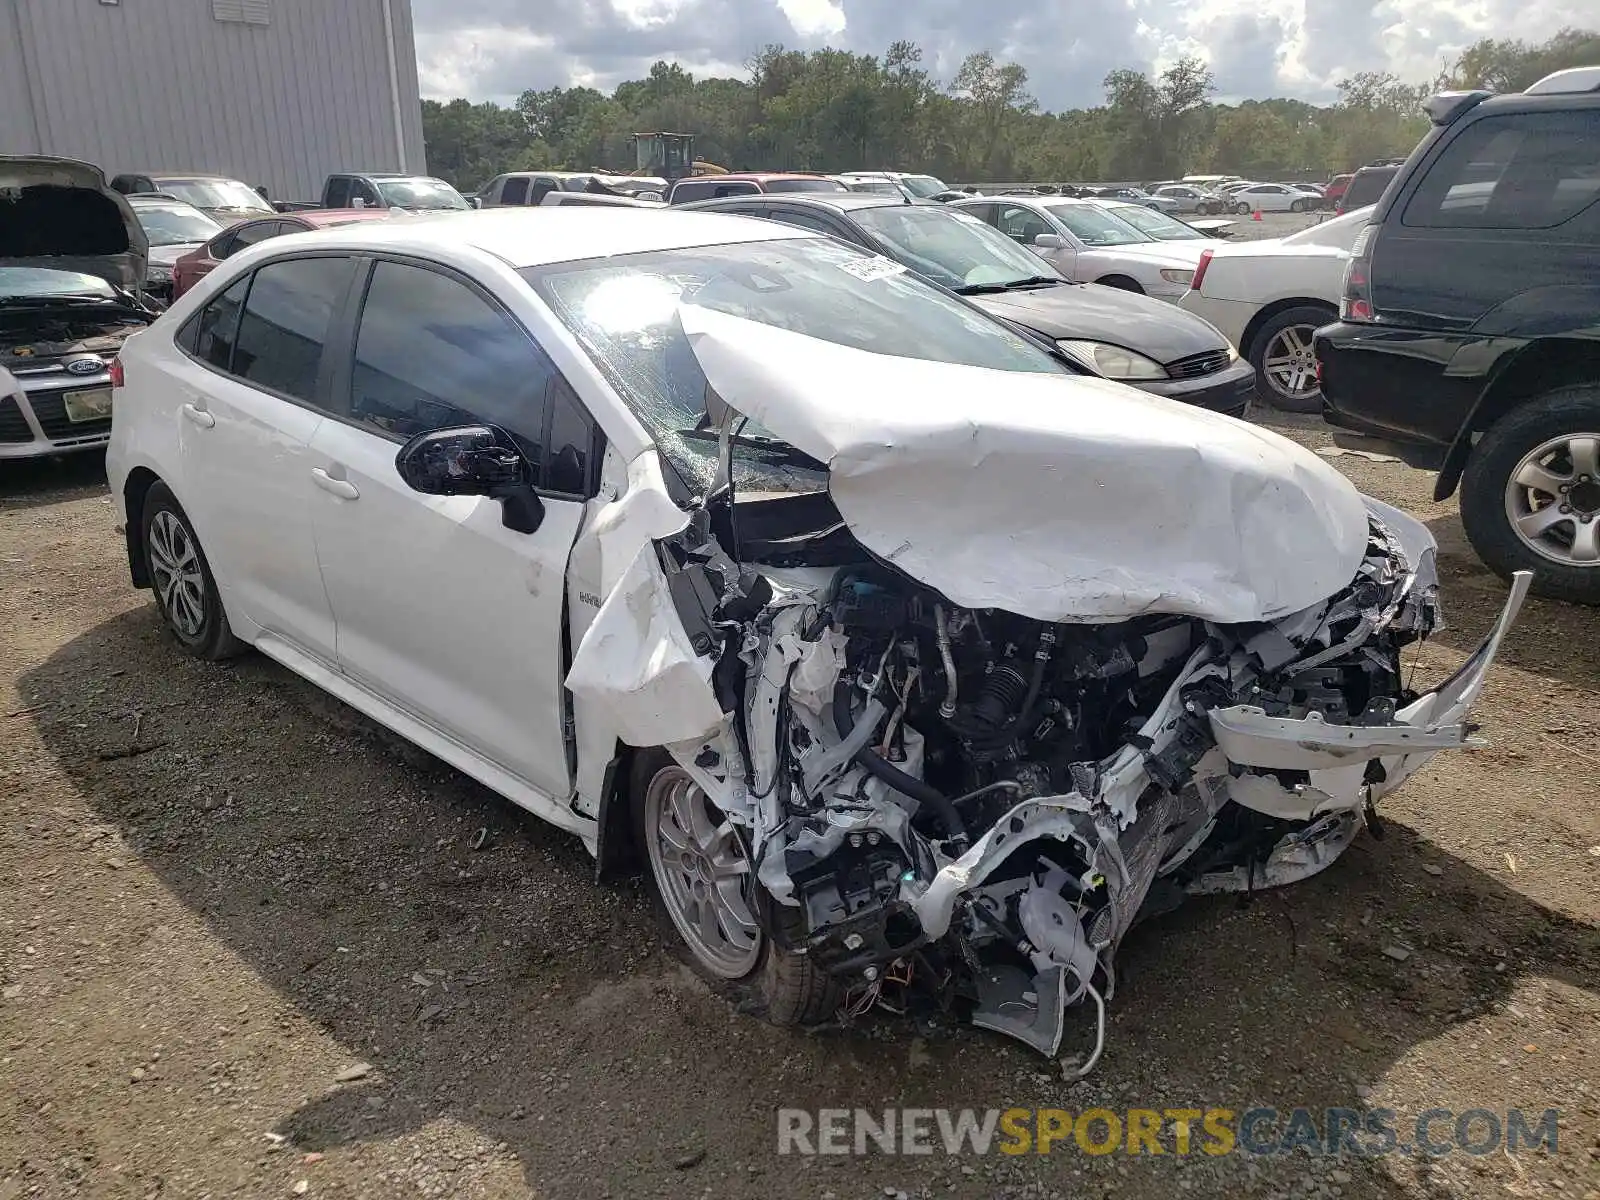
107, 209, 1528, 1065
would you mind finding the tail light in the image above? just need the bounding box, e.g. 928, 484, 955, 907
1191, 248, 1213, 291
109, 357, 125, 389
1339, 224, 1377, 323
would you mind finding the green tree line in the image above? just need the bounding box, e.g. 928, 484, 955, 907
422, 27, 1600, 191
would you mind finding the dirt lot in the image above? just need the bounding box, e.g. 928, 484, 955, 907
2, 413, 1597, 1200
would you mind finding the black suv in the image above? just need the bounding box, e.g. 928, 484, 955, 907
1316, 66, 1600, 603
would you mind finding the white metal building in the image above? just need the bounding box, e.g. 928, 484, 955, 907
0, 0, 427, 204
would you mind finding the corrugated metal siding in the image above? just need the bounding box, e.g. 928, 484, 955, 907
5, 0, 425, 203
0, 1, 44, 153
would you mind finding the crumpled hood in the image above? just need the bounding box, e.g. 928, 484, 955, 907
0, 156, 148, 292
681, 305, 1370, 624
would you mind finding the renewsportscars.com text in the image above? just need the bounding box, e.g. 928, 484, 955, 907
776, 1107, 1560, 1158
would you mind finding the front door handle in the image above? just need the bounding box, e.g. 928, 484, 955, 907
181, 402, 215, 428
310, 467, 360, 500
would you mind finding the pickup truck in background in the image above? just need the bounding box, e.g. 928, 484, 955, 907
272, 173, 471, 213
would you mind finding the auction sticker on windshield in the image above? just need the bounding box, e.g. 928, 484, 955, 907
63, 389, 113, 423
836, 256, 907, 282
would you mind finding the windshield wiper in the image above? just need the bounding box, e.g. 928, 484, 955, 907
955, 275, 1062, 295
0, 294, 111, 308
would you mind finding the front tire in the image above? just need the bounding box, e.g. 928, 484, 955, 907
1460, 386, 1600, 604
141, 483, 246, 660
1290, 198, 1308, 213
1249, 306, 1335, 413
632, 753, 839, 1025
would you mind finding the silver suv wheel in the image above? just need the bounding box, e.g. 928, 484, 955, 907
1503, 432, 1600, 566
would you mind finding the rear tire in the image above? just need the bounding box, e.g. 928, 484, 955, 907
631, 752, 840, 1025
141, 482, 247, 661
1248, 305, 1335, 414
1459, 386, 1600, 604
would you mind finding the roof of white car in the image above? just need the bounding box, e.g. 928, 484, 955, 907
271, 206, 809, 267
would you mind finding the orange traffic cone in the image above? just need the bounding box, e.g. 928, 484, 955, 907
1252, 209, 1263, 221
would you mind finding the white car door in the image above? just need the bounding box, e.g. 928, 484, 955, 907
173, 255, 358, 662
306, 257, 594, 801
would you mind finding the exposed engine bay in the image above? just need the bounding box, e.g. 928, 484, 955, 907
1, 309, 147, 370
598, 496, 1527, 1067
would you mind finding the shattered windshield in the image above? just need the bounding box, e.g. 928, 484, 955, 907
525, 237, 1061, 496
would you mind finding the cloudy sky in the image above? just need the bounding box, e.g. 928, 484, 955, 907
411, 0, 1589, 110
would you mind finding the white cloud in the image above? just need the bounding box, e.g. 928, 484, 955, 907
410, 0, 1594, 109
778, 0, 847, 38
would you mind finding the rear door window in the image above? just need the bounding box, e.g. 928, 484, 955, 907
528, 178, 557, 205
501, 176, 530, 205
1403, 110, 1600, 230
230, 257, 354, 404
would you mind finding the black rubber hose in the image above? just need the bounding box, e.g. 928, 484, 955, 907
942, 647, 1050, 749
832, 680, 968, 846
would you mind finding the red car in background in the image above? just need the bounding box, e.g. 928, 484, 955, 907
171, 208, 396, 299
1322, 173, 1353, 210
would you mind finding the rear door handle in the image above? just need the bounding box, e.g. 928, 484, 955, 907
311, 467, 360, 500
181, 402, 215, 428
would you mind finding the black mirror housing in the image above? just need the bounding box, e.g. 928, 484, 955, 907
394, 425, 545, 534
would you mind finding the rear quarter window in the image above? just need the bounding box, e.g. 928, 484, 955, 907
1403, 110, 1600, 231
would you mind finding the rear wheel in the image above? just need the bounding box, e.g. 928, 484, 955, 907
1460, 386, 1600, 603
633, 754, 839, 1024
141, 483, 246, 660
1248, 305, 1335, 413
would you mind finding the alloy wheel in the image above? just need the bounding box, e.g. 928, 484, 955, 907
1261, 325, 1321, 404
1502, 433, 1600, 567
148, 510, 207, 638
644, 765, 762, 978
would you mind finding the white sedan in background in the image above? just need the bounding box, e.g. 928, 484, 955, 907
951, 195, 1211, 301
1229, 183, 1322, 214
1179, 206, 1373, 412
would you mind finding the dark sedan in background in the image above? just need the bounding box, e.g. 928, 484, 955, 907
681, 192, 1255, 416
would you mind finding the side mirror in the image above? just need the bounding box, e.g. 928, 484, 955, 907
394, 425, 545, 534
1033, 233, 1066, 249
470, 196, 483, 209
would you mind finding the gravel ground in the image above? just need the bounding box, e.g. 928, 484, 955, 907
2, 409, 1597, 1200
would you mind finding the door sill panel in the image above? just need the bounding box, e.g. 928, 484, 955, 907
252, 632, 596, 841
